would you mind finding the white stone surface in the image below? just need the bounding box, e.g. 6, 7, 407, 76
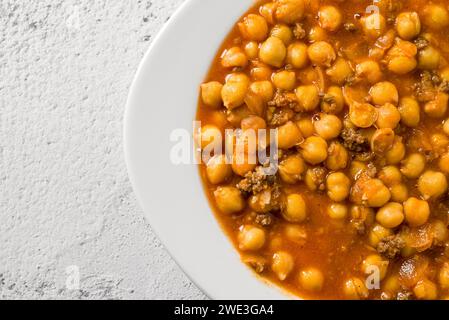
0, 0, 206, 299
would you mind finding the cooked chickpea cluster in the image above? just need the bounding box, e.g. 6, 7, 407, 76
198, 0, 449, 300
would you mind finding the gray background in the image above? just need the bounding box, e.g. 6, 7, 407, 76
0, 0, 206, 299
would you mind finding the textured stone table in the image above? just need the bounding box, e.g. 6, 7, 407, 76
0, 0, 206, 299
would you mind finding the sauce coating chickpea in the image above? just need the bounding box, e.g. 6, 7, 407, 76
376, 202, 404, 229
287, 42, 309, 69
403, 197, 430, 227
378, 166, 402, 187
283, 194, 307, 223
356, 60, 382, 84
277, 121, 303, 149
221, 47, 248, 68
307, 41, 336, 67
326, 58, 353, 85
326, 172, 351, 202
361, 13, 386, 39
238, 225, 266, 251
326, 142, 348, 171
418, 170, 448, 200
259, 37, 287, 68
400, 153, 426, 179
318, 6, 342, 32
414, 279, 438, 300
201, 81, 223, 108
298, 268, 324, 292
272, 252, 295, 281
300, 136, 328, 165
271, 24, 293, 45
279, 154, 306, 184
343, 278, 369, 300
214, 186, 245, 214
395, 12, 421, 40
275, 0, 305, 24
362, 254, 389, 280
423, 4, 449, 30
369, 82, 399, 106
206, 155, 232, 185
296, 85, 320, 112
239, 14, 269, 41
272, 70, 296, 91
313, 113, 342, 140
398, 97, 420, 127
321, 86, 344, 114
376, 103, 401, 129
327, 203, 348, 220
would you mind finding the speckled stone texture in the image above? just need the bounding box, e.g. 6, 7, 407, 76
0, 0, 206, 299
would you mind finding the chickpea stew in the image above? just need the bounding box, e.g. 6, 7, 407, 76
197, 0, 449, 300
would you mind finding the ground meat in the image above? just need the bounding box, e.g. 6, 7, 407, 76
267, 107, 295, 126
268, 91, 299, 109
243, 256, 267, 274
414, 71, 439, 102
344, 22, 357, 32
414, 37, 429, 50
377, 235, 406, 259
308, 167, 328, 191
293, 23, 306, 39
340, 128, 370, 153
397, 291, 413, 300
237, 166, 275, 195
255, 213, 273, 227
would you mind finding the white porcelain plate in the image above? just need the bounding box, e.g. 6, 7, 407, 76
124, 0, 289, 299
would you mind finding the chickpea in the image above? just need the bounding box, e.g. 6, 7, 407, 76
244, 41, 259, 60
385, 137, 406, 165
424, 92, 449, 119
396, 12, 421, 40
414, 279, 438, 300
378, 166, 402, 187
214, 186, 245, 214
439, 263, 449, 290
327, 203, 348, 220
284, 224, 307, 244
295, 85, 320, 111
390, 184, 409, 203
300, 136, 328, 165
441, 67, 449, 83
398, 97, 420, 128
439, 153, 449, 174
259, 37, 287, 68
279, 154, 306, 184
368, 223, 393, 247
296, 118, 315, 138
314, 114, 342, 140
201, 81, 223, 108
433, 133, 449, 152
326, 58, 353, 85
327, 172, 351, 202
307, 41, 336, 67
239, 14, 269, 41
350, 205, 375, 227
275, 0, 305, 24
418, 46, 441, 70
287, 42, 309, 70
356, 60, 382, 84
277, 121, 303, 149
308, 26, 327, 43
238, 225, 266, 251
371, 128, 395, 155
249, 81, 274, 102
259, 2, 276, 25
349, 161, 368, 180
362, 254, 389, 280
222, 79, 249, 110
361, 13, 386, 39
343, 278, 369, 300
385, 39, 418, 75
326, 142, 349, 171
298, 187, 323, 207
272, 252, 295, 281
321, 86, 345, 114
271, 24, 293, 45
318, 6, 342, 32
221, 47, 248, 68
198, 124, 222, 150
349, 103, 378, 128
232, 151, 257, 177
359, 179, 391, 208
298, 268, 324, 292
400, 153, 426, 179
251, 65, 273, 81
376, 103, 401, 129
369, 82, 399, 106
423, 4, 449, 30
206, 155, 232, 185
376, 202, 404, 229
272, 70, 296, 91
241, 115, 266, 132
433, 220, 448, 243
404, 197, 430, 227
444, 119, 449, 136
418, 170, 448, 200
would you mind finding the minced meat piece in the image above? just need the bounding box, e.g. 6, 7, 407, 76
267, 107, 295, 126
377, 235, 406, 259
397, 291, 413, 301
268, 91, 299, 109
255, 214, 274, 227
340, 128, 370, 153
293, 23, 306, 39
414, 37, 429, 50
237, 166, 275, 195
308, 167, 328, 191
